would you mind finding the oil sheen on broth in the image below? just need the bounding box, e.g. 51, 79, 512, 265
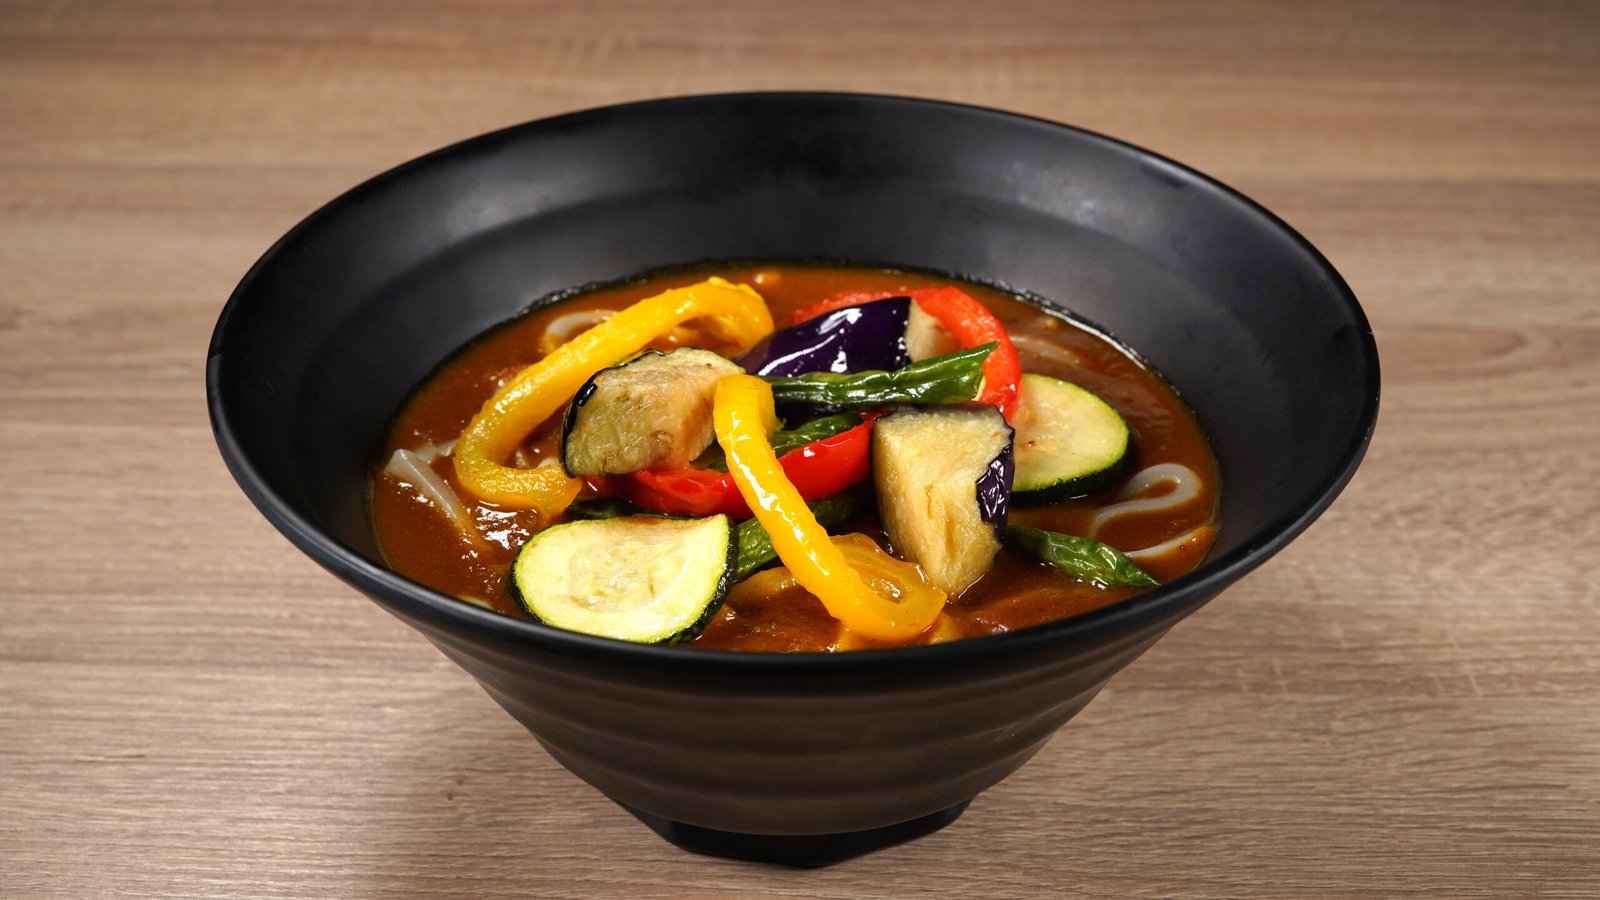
370, 263, 1219, 652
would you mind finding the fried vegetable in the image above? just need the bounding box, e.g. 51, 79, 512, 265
763, 343, 994, 410
561, 348, 742, 476
738, 295, 912, 377
731, 492, 866, 582
713, 373, 946, 642
872, 404, 1015, 596
612, 414, 874, 518
454, 277, 773, 515
1011, 373, 1132, 502
511, 515, 736, 644
1003, 526, 1159, 589
699, 412, 863, 472
794, 287, 1022, 418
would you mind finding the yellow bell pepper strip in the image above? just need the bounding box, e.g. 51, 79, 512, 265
712, 373, 945, 642
825, 533, 949, 641
454, 278, 774, 514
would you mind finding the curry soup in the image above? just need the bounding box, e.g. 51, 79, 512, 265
371, 263, 1218, 651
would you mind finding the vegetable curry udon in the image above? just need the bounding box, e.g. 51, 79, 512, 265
371, 263, 1218, 652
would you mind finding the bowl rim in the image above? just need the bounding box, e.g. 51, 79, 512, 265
207, 90, 1380, 676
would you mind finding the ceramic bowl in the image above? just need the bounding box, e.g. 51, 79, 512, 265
207, 93, 1378, 866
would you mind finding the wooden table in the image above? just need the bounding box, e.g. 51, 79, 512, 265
4, 2, 1597, 896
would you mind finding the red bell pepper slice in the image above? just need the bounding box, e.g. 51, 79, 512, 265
604, 416, 875, 518
793, 287, 1022, 419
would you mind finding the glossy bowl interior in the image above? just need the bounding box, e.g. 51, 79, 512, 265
207, 93, 1378, 865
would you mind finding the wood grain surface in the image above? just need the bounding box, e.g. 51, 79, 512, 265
3, 1, 1597, 896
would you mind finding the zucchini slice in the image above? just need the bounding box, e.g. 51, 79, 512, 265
510, 515, 735, 644
561, 348, 742, 476
1011, 373, 1131, 502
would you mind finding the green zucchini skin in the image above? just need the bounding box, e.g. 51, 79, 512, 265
509, 515, 736, 645
1011, 372, 1132, 505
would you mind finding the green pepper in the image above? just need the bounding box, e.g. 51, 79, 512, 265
1004, 526, 1159, 589
732, 493, 865, 582
763, 344, 995, 410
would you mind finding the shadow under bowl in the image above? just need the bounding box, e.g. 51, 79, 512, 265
207, 93, 1378, 865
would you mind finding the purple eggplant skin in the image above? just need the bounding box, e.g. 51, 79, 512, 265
872, 404, 1015, 597
738, 296, 912, 377
977, 434, 1015, 541
739, 295, 912, 422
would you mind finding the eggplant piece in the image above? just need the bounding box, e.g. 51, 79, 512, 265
739, 296, 912, 421
561, 348, 742, 476
872, 405, 1015, 596
904, 302, 961, 361
738, 295, 912, 376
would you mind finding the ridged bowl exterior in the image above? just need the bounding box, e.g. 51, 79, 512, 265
208, 94, 1378, 843
417, 608, 1180, 834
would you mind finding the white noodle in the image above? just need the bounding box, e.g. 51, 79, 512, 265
408, 439, 457, 465
1124, 524, 1213, 562
1087, 462, 1203, 539
383, 448, 483, 547
1010, 332, 1085, 369
538, 309, 614, 354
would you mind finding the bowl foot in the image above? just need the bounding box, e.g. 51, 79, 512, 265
618, 800, 972, 868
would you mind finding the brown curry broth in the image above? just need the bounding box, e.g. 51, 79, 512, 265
370, 263, 1218, 651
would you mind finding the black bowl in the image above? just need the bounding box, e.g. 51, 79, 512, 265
207, 93, 1378, 866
